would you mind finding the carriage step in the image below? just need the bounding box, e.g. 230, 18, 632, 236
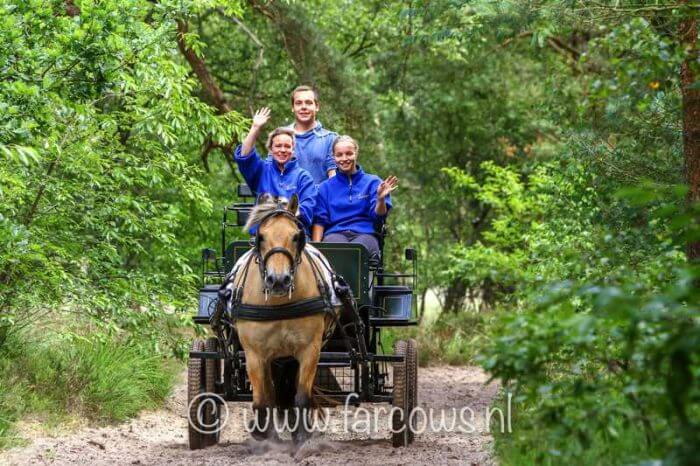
188, 349, 404, 363
369, 318, 418, 327
188, 350, 221, 360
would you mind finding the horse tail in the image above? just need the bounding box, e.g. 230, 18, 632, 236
311, 385, 339, 418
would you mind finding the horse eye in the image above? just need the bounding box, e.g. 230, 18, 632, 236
292, 233, 299, 242
258, 234, 264, 243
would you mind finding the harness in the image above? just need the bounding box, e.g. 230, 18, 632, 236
217, 208, 336, 339
212, 206, 367, 359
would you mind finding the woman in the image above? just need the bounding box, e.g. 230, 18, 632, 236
234, 107, 316, 231
311, 135, 398, 258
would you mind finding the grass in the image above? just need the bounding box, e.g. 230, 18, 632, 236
0, 330, 177, 448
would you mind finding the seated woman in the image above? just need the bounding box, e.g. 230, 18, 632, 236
311, 135, 398, 258
234, 107, 316, 231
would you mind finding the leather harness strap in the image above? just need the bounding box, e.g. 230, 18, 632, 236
235, 296, 331, 321
215, 246, 364, 358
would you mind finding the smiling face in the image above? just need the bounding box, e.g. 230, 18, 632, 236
333, 140, 358, 175
270, 133, 294, 166
292, 90, 319, 126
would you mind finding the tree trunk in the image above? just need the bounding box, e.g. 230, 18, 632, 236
443, 278, 468, 314
680, 5, 700, 262
176, 19, 232, 115
418, 288, 428, 323
174, 18, 238, 172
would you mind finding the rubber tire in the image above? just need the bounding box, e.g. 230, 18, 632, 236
392, 340, 409, 447
204, 337, 221, 446
188, 339, 205, 450
405, 338, 418, 444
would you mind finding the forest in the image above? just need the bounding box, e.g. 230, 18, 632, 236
1, 0, 699, 464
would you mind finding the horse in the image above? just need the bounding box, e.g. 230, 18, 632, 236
217, 193, 340, 445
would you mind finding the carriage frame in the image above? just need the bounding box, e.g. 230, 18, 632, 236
187, 185, 419, 448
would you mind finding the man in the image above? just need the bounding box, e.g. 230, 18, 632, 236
288, 85, 337, 185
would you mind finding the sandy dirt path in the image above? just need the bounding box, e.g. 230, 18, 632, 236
1, 366, 500, 466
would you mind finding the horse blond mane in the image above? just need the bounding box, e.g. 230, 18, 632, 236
243, 197, 289, 233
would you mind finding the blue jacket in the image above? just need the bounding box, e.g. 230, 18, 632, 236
287, 121, 337, 185
313, 166, 392, 236
233, 145, 316, 229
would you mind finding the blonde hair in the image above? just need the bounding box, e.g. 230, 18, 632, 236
266, 127, 295, 151
332, 135, 359, 155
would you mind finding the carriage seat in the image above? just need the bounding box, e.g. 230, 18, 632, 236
229, 184, 255, 226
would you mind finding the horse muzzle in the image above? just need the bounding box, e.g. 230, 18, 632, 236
264, 272, 293, 297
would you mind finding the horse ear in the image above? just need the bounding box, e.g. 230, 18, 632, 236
288, 193, 299, 214
258, 193, 273, 205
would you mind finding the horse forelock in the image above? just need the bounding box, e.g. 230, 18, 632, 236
244, 197, 290, 233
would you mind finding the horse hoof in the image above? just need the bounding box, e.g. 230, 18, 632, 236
293, 434, 327, 460
250, 431, 267, 441
247, 420, 267, 441
292, 430, 312, 446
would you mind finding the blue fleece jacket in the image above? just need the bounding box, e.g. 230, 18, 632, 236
287, 121, 337, 185
233, 145, 316, 229
313, 166, 392, 236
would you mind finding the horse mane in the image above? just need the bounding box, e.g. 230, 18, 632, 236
243, 196, 289, 233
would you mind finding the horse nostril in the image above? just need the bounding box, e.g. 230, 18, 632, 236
265, 275, 274, 287
282, 274, 291, 287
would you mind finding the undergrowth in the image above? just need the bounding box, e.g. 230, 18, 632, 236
382, 310, 488, 366
491, 390, 662, 466
0, 331, 177, 449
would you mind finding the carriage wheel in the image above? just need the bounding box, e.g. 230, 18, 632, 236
405, 338, 418, 444
187, 339, 206, 450
204, 337, 221, 446
391, 340, 412, 447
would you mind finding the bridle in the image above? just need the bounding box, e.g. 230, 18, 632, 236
253, 208, 306, 297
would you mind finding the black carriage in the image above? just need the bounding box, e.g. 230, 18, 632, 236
187, 185, 419, 448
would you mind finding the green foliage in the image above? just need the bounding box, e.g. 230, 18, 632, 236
427, 3, 700, 464
493, 390, 659, 466
1, 1, 698, 464
0, 0, 249, 445
0, 0, 248, 356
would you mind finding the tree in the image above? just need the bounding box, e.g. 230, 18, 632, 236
679, 2, 700, 261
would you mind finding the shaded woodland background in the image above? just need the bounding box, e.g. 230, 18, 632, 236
1, 1, 699, 464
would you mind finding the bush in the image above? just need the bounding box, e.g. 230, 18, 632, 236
492, 390, 658, 466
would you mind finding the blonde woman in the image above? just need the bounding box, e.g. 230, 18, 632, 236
311, 135, 398, 257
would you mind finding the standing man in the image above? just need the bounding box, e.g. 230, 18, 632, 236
288, 85, 337, 185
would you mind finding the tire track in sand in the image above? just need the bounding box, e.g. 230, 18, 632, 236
1, 366, 500, 466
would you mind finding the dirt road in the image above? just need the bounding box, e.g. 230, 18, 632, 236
1, 366, 499, 465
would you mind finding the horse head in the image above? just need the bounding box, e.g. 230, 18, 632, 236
251, 194, 305, 297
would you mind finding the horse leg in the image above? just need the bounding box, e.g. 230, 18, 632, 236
273, 358, 299, 432
292, 340, 322, 446
247, 353, 275, 440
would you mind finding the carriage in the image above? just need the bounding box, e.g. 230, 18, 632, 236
187, 185, 419, 448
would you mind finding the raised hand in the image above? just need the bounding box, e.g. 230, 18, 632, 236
241, 107, 271, 157
377, 175, 398, 200
252, 107, 271, 129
